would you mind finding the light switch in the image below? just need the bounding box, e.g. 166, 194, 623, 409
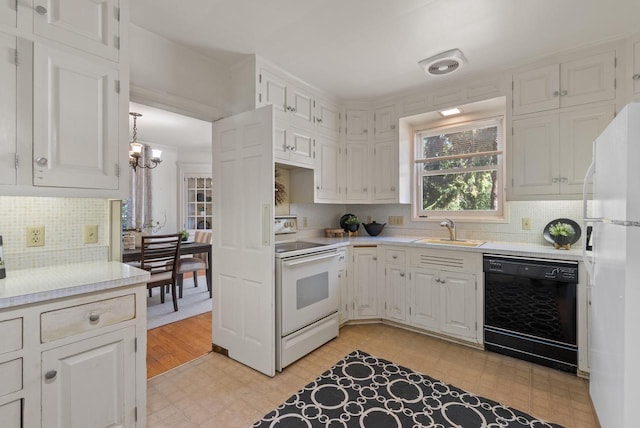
84, 225, 98, 244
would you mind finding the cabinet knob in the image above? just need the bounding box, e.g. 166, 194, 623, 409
391, 187, 396, 191
363, 129, 368, 133
44, 370, 57, 380
400, 272, 405, 277
435, 277, 441, 283
35, 5, 47, 14
560, 90, 568, 96
633, 74, 640, 81
316, 118, 323, 123
338, 273, 342, 278
363, 188, 368, 192
89, 312, 100, 322
390, 124, 396, 130
35, 157, 48, 167
552, 91, 560, 97
560, 177, 568, 183
440, 279, 446, 284
552, 177, 559, 183
373, 257, 377, 261
392, 255, 397, 259
316, 186, 320, 190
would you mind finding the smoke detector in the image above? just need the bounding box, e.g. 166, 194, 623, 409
418, 48, 467, 76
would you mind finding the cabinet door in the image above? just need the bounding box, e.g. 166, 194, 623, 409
384, 264, 406, 322
511, 114, 560, 197
259, 68, 288, 123
345, 142, 369, 202
0, 0, 16, 28
315, 97, 341, 136
634, 42, 640, 95
372, 140, 398, 202
42, 327, 136, 428
408, 268, 439, 331
345, 108, 369, 141
0, 400, 21, 428
0, 33, 16, 185
560, 51, 615, 108
439, 271, 476, 339
352, 248, 378, 318
33, 0, 120, 61
287, 83, 314, 130
338, 265, 349, 323
33, 43, 119, 189
559, 104, 614, 195
374, 105, 396, 141
512, 64, 560, 115
288, 126, 314, 166
315, 134, 343, 202
273, 124, 288, 162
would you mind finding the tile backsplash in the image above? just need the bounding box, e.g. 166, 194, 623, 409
0, 197, 110, 270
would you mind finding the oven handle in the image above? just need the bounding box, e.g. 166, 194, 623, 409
282, 252, 338, 267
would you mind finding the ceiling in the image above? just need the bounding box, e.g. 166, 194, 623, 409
129, 0, 639, 149
130, 0, 640, 101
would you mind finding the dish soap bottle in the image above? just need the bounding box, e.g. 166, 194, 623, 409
0, 235, 5, 279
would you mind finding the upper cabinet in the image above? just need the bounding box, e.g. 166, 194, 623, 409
0, 0, 16, 28
33, 0, 120, 61
315, 96, 341, 136
513, 51, 616, 116
0, 33, 17, 185
345, 108, 369, 141
373, 104, 396, 141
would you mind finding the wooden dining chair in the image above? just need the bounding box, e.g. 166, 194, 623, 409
177, 230, 212, 299
140, 233, 182, 312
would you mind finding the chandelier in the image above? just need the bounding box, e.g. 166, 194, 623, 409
129, 112, 162, 171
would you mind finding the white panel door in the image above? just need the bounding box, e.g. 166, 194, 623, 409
345, 141, 369, 202
559, 104, 614, 195
512, 64, 560, 115
212, 105, 275, 377
373, 140, 398, 201
511, 114, 559, 197
560, 51, 615, 108
41, 327, 136, 428
345, 108, 369, 140
315, 97, 341, 136
384, 264, 406, 322
374, 105, 396, 141
315, 134, 342, 201
0, 33, 16, 185
352, 248, 378, 318
439, 271, 476, 339
408, 268, 439, 331
33, 43, 119, 189
33, 0, 120, 61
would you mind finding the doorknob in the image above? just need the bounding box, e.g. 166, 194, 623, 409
35, 5, 47, 14
35, 157, 48, 167
44, 370, 57, 380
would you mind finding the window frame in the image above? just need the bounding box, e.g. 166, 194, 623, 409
412, 116, 506, 222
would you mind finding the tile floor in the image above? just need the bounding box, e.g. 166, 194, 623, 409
147, 323, 599, 427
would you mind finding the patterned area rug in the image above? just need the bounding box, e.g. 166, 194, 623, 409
254, 350, 563, 428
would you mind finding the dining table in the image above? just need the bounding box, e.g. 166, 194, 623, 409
122, 241, 212, 289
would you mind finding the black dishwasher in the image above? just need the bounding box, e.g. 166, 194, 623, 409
483, 255, 578, 372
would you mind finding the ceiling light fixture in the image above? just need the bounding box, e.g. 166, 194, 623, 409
129, 112, 162, 172
418, 48, 467, 76
438, 107, 462, 117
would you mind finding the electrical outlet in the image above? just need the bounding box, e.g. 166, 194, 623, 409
84, 224, 98, 244
367, 216, 372, 223
522, 217, 532, 230
26, 226, 45, 247
302, 217, 308, 228
388, 216, 395, 225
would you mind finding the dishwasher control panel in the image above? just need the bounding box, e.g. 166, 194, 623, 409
483, 255, 578, 283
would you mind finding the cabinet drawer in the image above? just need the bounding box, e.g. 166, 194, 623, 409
41, 294, 135, 343
385, 249, 406, 265
0, 358, 22, 397
0, 318, 22, 355
0, 399, 21, 428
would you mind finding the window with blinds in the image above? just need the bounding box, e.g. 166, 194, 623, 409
414, 117, 505, 219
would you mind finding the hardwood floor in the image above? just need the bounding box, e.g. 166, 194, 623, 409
146, 311, 212, 379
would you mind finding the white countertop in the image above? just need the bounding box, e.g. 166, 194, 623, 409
0, 261, 150, 309
300, 235, 589, 262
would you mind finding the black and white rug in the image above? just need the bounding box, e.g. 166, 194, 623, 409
254, 350, 563, 428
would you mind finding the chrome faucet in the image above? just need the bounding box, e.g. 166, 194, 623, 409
440, 218, 456, 241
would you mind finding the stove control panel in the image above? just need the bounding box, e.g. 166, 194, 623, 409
275, 216, 297, 234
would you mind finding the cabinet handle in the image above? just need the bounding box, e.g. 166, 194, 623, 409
392, 255, 397, 259
552, 177, 559, 183
373, 257, 377, 261
338, 273, 342, 278
316, 186, 320, 190
35, 157, 48, 167
363, 188, 368, 192
363, 129, 368, 133
560, 90, 568, 96
560, 177, 568, 183
552, 91, 560, 97
89, 313, 100, 322
35, 5, 47, 14
390, 124, 396, 130
400, 272, 405, 277
435, 278, 441, 283
441, 279, 446, 284
44, 370, 57, 380
633, 74, 640, 81
316, 118, 323, 123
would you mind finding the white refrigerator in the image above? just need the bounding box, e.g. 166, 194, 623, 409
583, 101, 640, 428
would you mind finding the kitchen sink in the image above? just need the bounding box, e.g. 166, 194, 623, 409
413, 238, 485, 247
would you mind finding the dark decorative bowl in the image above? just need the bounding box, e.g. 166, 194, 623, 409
363, 221, 386, 236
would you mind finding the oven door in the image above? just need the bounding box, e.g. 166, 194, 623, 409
279, 250, 339, 336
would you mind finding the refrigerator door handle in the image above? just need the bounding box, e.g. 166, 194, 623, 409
582, 146, 599, 222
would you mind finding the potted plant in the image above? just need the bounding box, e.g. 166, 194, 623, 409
180, 230, 190, 241
548, 222, 575, 248
344, 215, 360, 232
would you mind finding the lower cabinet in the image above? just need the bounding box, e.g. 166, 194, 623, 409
351, 246, 378, 319
384, 264, 406, 322
337, 248, 349, 323
438, 270, 477, 339
407, 267, 440, 331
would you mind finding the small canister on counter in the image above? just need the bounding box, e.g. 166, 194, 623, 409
0, 235, 5, 279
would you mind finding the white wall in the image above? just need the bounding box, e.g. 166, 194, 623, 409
147, 144, 179, 234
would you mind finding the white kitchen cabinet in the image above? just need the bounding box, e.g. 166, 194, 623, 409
315, 134, 344, 202
33, 0, 120, 62
383, 248, 406, 322
511, 104, 614, 199
0, 0, 16, 29
314, 96, 341, 137
633, 41, 640, 96
439, 270, 477, 339
345, 108, 369, 141
0, 400, 21, 428
513, 51, 616, 116
41, 327, 136, 428
337, 248, 349, 324
0, 32, 17, 185
33, 43, 120, 190
408, 267, 440, 331
372, 140, 398, 202
351, 247, 378, 319
373, 105, 396, 141
345, 141, 369, 202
